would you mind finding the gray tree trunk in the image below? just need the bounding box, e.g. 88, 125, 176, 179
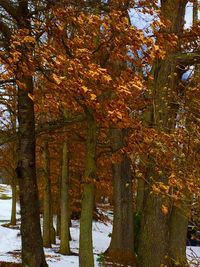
60, 140, 71, 255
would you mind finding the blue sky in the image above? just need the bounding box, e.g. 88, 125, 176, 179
129, 2, 198, 30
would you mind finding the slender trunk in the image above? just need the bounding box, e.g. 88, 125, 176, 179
56, 212, 61, 238
51, 215, 56, 245
107, 129, 135, 266
42, 141, 52, 248
135, 177, 145, 254
60, 140, 71, 255
10, 177, 17, 226
16, 75, 47, 267
56, 171, 62, 238
79, 114, 97, 267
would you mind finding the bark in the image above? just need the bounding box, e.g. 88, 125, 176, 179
168, 1, 197, 262
169, 205, 189, 267
51, 216, 56, 245
107, 129, 135, 266
138, 2, 187, 267
138, 189, 171, 267
42, 140, 52, 248
79, 114, 97, 267
16, 75, 47, 267
0, 1, 48, 266
135, 177, 144, 254
136, 178, 145, 214
9, 2, 48, 266
193, 0, 198, 24
56, 170, 62, 238
56, 212, 61, 238
60, 140, 71, 255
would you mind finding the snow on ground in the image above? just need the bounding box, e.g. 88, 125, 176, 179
1, 184, 200, 266
0, 185, 20, 223
0, 184, 112, 266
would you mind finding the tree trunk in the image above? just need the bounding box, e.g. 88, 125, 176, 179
42, 140, 52, 248
79, 114, 97, 267
10, 177, 17, 226
168, 205, 189, 267
138, 2, 187, 266
51, 215, 56, 245
16, 75, 48, 267
107, 128, 135, 266
56, 212, 61, 238
136, 178, 145, 214
193, 0, 198, 24
138, 189, 171, 267
60, 140, 71, 255
56, 171, 62, 238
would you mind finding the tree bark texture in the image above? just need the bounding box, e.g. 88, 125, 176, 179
60, 140, 71, 255
138, 1, 188, 267
17, 75, 47, 267
79, 114, 97, 267
168, 205, 189, 266
107, 128, 135, 266
42, 140, 52, 248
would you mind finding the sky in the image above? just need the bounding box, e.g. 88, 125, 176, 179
129, 2, 198, 30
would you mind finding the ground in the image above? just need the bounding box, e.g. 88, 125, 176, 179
0, 184, 200, 266
0, 184, 112, 266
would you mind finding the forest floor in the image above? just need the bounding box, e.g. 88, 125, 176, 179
0, 184, 111, 266
0, 184, 200, 266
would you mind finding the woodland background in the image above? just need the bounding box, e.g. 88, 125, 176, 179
0, 0, 200, 267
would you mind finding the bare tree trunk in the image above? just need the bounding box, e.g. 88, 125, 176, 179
56, 211, 61, 238
56, 170, 62, 238
1, 2, 47, 266
136, 178, 145, 214
42, 141, 52, 248
79, 114, 97, 267
138, 188, 172, 267
10, 177, 17, 226
60, 140, 71, 255
17, 75, 48, 267
107, 129, 135, 266
169, 204, 189, 266
193, 0, 198, 24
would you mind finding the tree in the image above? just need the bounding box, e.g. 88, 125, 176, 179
60, 140, 71, 255
0, 1, 52, 265
138, 1, 199, 266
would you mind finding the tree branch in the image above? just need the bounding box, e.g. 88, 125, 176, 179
175, 52, 200, 66
0, 114, 86, 146
0, 0, 19, 22
0, 78, 15, 85
0, 18, 11, 40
